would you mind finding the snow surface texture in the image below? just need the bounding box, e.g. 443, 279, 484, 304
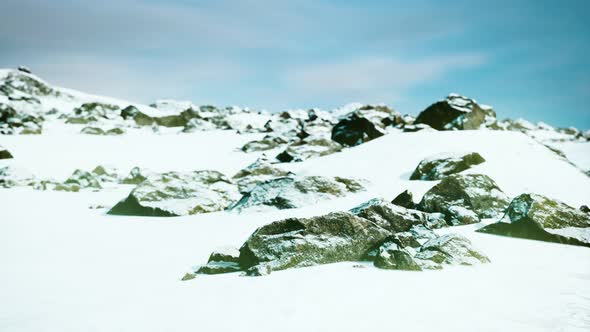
1, 69, 590, 331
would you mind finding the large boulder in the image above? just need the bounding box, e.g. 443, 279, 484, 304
232, 157, 290, 193
410, 152, 486, 180
331, 113, 385, 147
108, 170, 240, 216
414, 94, 496, 130
477, 193, 590, 247
373, 241, 422, 271
229, 176, 366, 212
417, 174, 510, 225
238, 212, 392, 273
414, 234, 490, 269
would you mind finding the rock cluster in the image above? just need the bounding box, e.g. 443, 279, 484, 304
192, 199, 489, 277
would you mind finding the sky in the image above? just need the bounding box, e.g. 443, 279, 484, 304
1, 0, 589, 128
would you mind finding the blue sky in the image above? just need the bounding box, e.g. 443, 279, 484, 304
1, 0, 589, 128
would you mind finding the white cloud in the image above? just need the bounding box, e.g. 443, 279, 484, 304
283, 54, 487, 96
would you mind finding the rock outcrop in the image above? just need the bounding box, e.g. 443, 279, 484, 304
410, 152, 486, 180
415, 94, 496, 130
417, 174, 510, 225
477, 193, 590, 247
108, 170, 240, 216
0, 146, 13, 159
229, 175, 366, 212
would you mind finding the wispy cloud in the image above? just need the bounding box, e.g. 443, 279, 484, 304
283, 54, 487, 101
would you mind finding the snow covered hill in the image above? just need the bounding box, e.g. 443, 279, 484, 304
1, 67, 589, 331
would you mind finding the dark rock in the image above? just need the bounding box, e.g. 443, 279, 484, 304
477, 193, 590, 247
581, 205, 590, 214
410, 152, 486, 180
417, 174, 510, 225
415, 94, 496, 130
120, 105, 140, 120
0, 146, 13, 159
331, 113, 385, 147
391, 190, 415, 209
197, 261, 242, 275
276, 150, 296, 163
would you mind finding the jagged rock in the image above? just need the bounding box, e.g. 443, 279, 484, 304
108, 170, 240, 216
477, 193, 590, 247
410, 152, 486, 180
414, 234, 490, 269
195, 248, 242, 275
237, 212, 392, 273
0, 146, 13, 159
62, 169, 103, 190
417, 174, 509, 225
331, 113, 385, 147
415, 94, 496, 130
373, 242, 422, 271
232, 157, 290, 193
391, 190, 415, 209
229, 176, 366, 212
349, 198, 447, 233
581, 205, 590, 214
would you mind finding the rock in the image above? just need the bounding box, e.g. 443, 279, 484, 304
0, 146, 13, 159
62, 169, 103, 190
0, 166, 35, 188
402, 123, 435, 133
182, 118, 216, 133
17, 66, 32, 74
232, 157, 290, 193
0, 102, 44, 135
133, 108, 200, 128
237, 212, 392, 273
414, 94, 496, 130
349, 198, 447, 233
410, 152, 486, 180
80, 126, 105, 135
229, 176, 366, 212
373, 242, 422, 271
197, 261, 242, 275
414, 234, 490, 269
391, 190, 415, 209
331, 113, 385, 147
276, 137, 342, 163
108, 170, 240, 216
120, 105, 140, 120
121, 167, 148, 185
207, 248, 240, 263
417, 174, 510, 225
477, 193, 590, 247
581, 205, 590, 214
67, 102, 120, 124
181, 273, 196, 281
242, 135, 289, 152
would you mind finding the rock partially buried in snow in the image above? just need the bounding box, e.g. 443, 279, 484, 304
80, 126, 125, 135
331, 113, 385, 147
390, 190, 416, 209
417, 173, 509, 225
108, 170, 240, 216
192, 199, 490, 277
477, 193, 590, 247
0, 146, 13, 159
410, 152, 486, 180
414, 94, 496, 130
414, 234, 490, 269
232, 156, 290, 193
275, 137, 342, 163
229, 175, 366, 212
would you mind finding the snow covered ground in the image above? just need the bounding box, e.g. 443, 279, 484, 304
1, 127, 589, 331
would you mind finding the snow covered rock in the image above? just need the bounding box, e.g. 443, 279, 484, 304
349, 198, 447, 232
232, 157, 290, 193
66, 102, 121, 124
120, 167, 149, 185
0, 146, 13, 159
414, 234, 490, 269
0, 166, 35, 188
373, 241, 422, 271
108, 170, 240, 216
417, 174, 510, 225
196, 248, 242, 275
182, 118, 216, 133
275, 137, 342, 163
237, 212, 392, 273
331, 113, 385, 147
80, 126, 125, 135
229, 175, 366, 212
410, 152, 486, 180
241, 135, 288, 152
414, 94, 496, 130
0, 102, 44, 135
477, 193, 590, 247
